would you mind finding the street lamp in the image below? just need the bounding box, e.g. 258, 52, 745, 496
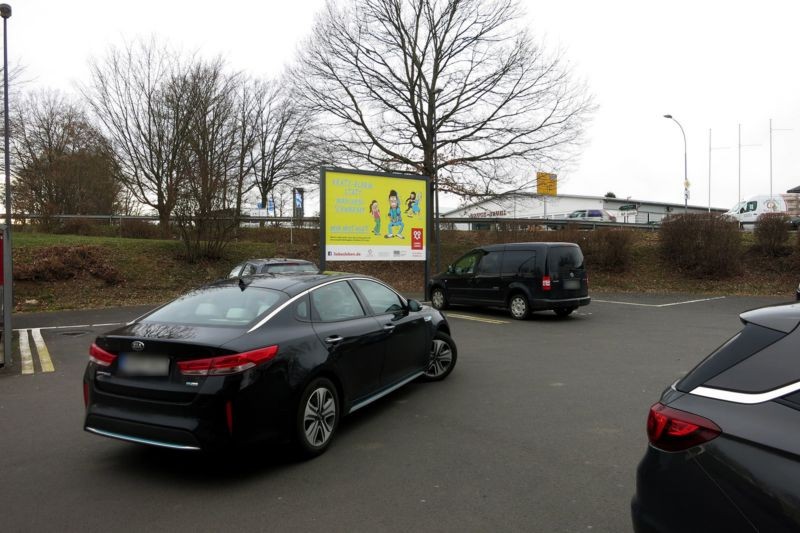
663, 114, 688, 213
1, 3, 11, 368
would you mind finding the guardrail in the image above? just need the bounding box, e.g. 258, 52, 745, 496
7, 213, 663, 230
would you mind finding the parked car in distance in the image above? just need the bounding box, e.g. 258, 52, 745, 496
228, 258, 318, 278
83, 273, 456, 457
567, 209, 616, 222
428, 242, 590, 320
632, 302, 800, 532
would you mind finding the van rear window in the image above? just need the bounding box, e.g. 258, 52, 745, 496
548, 246, 584, 271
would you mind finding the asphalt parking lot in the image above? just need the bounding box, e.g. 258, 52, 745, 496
0, 292, 790, 532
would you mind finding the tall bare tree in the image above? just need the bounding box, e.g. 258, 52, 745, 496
84, 39, 193, 235
251, 80, 317, 226
295, 0, 593, 198
12, 90, 121, 221
173, 59, 242, 260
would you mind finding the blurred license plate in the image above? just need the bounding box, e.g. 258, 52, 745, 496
564, 279, 581, 290
119, 354, 169, 376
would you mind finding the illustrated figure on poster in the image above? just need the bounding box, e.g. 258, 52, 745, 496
385, 189, 404, 238
369, 199, 381, 235
405, 191, 421, 217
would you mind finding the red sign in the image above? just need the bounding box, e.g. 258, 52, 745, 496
411, 228, 423, 250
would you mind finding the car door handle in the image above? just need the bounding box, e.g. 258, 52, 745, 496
324, 335, 344, 344
383, 324, 396, 332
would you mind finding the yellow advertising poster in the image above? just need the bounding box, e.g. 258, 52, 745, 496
322, 169, 428, 261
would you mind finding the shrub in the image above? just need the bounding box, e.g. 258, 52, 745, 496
119, 219, 162, 240
754, 213, 790, 256
14, 245, 123, 285
583, 229, 636, 272
659, 214, 741, 277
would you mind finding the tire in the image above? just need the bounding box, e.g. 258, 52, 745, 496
420, 331, 457, 382
430, 287, 448, 310
554, 307, 576, 318
295, 377, 339, 458
508, 293, 530, 320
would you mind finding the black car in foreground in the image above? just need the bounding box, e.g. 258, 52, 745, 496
632, 302, 800, 532
84, 273, 456, 457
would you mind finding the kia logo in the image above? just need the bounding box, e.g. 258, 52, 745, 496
132, 341, 145, 352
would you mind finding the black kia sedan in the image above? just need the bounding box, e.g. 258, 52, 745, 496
83, 273, 456, 457
632, 302, 800, 532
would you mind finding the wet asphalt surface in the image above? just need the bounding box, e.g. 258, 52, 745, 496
0, 292, 791, 532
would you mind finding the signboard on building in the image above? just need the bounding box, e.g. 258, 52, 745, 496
536, 172, 557, 196
320, 168, 428, 262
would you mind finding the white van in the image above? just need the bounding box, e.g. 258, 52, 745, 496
724, 194, 800, 226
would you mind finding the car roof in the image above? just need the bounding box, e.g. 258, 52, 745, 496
478, 242, 581, 252
740, 302, 800, 334
215, 271, 379, 297
241, 258, 316, 266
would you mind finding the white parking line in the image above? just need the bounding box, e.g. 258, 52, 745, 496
19, 330, 34, 375
592, 296, 726, 308
31, 328, 54, 373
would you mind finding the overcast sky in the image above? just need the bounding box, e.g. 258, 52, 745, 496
12, 0, 800, 211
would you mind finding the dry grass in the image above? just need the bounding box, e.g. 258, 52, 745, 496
10, 227, 800, 312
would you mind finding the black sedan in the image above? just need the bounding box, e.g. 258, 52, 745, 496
83, 273, 456, 457
632, 302, 800, 532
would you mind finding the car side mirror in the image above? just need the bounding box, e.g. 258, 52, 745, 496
407, 299, 422, 312
446, 264, 454, 274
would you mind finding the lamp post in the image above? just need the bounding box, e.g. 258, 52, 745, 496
663, 115, 688, 213
1, 3, 10, 368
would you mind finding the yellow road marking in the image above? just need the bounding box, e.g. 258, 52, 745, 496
19, 330, 34, 375
31, 328, 54, 373
445, 313, 509, 324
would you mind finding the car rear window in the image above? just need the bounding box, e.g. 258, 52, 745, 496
676, 323, 786, 393
144, 286, 286, 327
547, 246, 584, 272
266, 264, 317, 274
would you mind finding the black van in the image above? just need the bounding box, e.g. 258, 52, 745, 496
428, 242, 590, 319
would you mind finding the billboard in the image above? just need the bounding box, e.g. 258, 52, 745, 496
320, 168, 428, 262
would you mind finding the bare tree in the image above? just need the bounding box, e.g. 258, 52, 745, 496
12, 90, 121, 221
294, 0, 593, 198
251, 80, 318, 227
84, 39, 193, 235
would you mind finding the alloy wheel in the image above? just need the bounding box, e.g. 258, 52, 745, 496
303, 387, 337, 447
426, 338, 453, 378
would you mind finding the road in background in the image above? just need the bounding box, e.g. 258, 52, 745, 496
0, 294, 789, 532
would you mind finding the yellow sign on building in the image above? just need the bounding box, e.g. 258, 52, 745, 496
536, 172, 557, 196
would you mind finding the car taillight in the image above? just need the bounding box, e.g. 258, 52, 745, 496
177, 345, 279, 376
542, 275, 551, 291
89, 343, 117, 366
647, 402, 721, 452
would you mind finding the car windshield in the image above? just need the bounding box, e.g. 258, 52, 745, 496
143, 285, 286, 327
267, 264, 317, 274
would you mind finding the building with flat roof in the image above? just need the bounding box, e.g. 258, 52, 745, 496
441, 193, 724, 230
